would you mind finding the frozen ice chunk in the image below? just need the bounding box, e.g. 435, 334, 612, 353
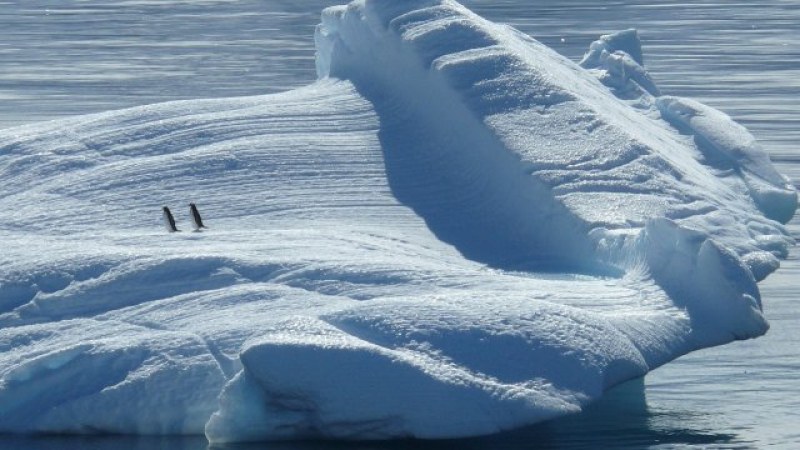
580, 29, 660, 97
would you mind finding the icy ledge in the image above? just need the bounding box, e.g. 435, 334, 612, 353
0, 0, 796, 443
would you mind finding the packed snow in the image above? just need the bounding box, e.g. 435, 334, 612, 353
0, 0, 795, 443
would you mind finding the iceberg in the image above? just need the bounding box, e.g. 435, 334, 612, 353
0, 0, 795, 442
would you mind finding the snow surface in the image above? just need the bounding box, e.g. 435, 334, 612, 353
0, 0, 795, 443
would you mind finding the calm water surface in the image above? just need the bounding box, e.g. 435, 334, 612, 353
0, 1, 798, 448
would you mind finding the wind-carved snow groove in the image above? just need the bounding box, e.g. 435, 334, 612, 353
1, 256, 390, 329
0, 258, 256, 327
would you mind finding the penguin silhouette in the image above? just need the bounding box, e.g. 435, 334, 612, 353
189, 203, 206, 231
162, 206, 180, 232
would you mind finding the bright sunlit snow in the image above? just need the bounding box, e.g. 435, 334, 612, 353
0, 0, 795, 443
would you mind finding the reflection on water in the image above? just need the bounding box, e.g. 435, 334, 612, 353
0, 378, 749, 450
0, 435, 208, 450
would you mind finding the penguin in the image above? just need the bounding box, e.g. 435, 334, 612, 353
162, 206, 180, 232
189, 202, 206, 231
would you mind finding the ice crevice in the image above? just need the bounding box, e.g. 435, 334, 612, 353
0, 0, 796, 443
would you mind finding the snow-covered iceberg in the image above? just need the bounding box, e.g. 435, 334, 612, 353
0, 0, 795, 442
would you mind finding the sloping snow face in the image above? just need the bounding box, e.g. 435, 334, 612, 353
0, 0, 795, 443
314, 0, 796, 339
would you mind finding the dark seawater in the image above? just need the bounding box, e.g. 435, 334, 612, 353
1, 1, 798, 448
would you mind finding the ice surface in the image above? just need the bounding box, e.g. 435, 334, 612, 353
656, 95, 798, 224
0, 0, 795, 443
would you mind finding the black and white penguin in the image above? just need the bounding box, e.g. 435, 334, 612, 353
189, 202, 206, 231
162, 206, 180, 232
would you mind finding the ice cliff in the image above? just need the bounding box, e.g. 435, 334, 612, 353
0, 0, 795, 442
